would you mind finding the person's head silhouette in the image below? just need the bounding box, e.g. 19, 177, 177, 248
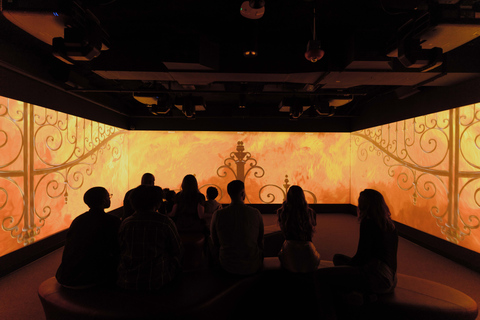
357, 189, 395, 231
84, 187, 111, 210
141, 173, 155, 186
130, 185, 164, 212
207, 186, 219, 200
227, 180, 245, 203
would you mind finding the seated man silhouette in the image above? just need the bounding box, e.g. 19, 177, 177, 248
56, 186, 120, 288
123, 173, 155, 220
117, 185, 183, 291
210, 180, 264, 275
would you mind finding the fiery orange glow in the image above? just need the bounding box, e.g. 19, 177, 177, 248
1, 95, 480, 257
351, 105, 480, 253
127, 131, 351, 204
0, 99, 128, 257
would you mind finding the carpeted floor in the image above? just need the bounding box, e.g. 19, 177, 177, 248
1, 213, 479, 320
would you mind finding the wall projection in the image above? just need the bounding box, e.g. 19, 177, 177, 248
351, 104, 480, 253
0, 97, 128, 257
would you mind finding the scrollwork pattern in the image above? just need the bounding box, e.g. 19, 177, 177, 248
353, 106, 480, 245
0, 101, 126, 247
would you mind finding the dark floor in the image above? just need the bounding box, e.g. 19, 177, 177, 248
1, 213, 479, 320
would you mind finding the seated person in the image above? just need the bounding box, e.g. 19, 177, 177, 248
117, 185, 183, 291
277, 185, 320, 273
210, 180, 264, 276
329, 189, 398, 294
315, 189, 398, 317
169, 174, 206, 234
56, 187, 120, 288
204, 186, 223, 228
123, 173, 155, 220
163, 188, 176, 215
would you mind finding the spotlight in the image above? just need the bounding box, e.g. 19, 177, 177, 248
240, 0, 265, 19
305, 40, 324, 63
239, 94, 247, 108
174, 96, 206, 119
279, 98, 310, 120
182, 98, 196, 118
305, 8, 324, 63
133, 94, 173, 115
243, 50, 258, 58
314, 98, 334, 116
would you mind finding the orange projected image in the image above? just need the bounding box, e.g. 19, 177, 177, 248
351, 104, 480, 253
126, 131, 351, 205
2, 92, 480, 259
0, 97, 128, 257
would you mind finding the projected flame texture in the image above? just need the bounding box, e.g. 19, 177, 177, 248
0, 98, 127, 257
1, 95, 480, 257
351, 105, 480, 250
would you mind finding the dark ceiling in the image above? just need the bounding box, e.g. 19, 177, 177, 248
2, 0, 480, 131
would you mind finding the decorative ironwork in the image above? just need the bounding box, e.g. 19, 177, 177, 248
0, 102, 126, 246
259, 174, 318, 204
217, 142, 317, 204
353, 106, 480, 244
217, 141, 265, 182
216, 141, 265, 203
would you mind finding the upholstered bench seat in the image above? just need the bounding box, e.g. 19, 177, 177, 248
264, 258, 478, 320
38, 257, 478, 320
38, 269, 260, 320
371, 273, 478, 320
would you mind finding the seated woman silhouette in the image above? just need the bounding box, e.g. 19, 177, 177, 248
277, 185, 320, 273
316, 188, 398, 314
169, 174, 206, 234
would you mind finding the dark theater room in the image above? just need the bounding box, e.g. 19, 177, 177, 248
2, 0, 480, 319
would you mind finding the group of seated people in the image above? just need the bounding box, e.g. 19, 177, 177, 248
55, 172, 398, 317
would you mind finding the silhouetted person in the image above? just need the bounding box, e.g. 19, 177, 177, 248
117, 185, 183, 291
123, 173, 155, 220
163, 188, 176, 215
315, 189, 398, 318
56, 187, 120, 288
204, 186, 222, 228
169, 174, 206, 233
277, 185, 320, 273
210, 180, 264, 275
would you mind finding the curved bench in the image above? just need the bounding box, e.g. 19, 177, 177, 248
264, 258, 478, 320
369, 273, 478, 320
38, 269, 260, 320
38, 259, 478, 320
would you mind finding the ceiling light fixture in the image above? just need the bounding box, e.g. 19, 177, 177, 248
174, 95, 206, 119
314, 98, 334, 117
305, 8, 324, 63
243, 50, 258, 57
240, 0, 265, 19
133, 94, 172, 115
279, 97, 310, 120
